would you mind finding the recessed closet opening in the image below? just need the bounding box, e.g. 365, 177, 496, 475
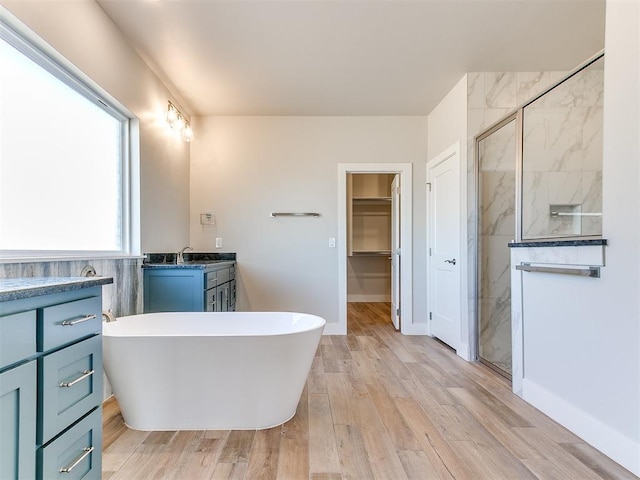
347, 173, 398, 328
337, 163, 412, 336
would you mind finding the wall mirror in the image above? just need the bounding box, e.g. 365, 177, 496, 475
521, 55, 604, 240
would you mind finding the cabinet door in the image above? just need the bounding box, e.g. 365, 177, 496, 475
0, 361, 36, 480
143, 270, 203, 312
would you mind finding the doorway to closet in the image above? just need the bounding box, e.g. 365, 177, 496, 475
337, 163, 413, 336
346, 173, 398, 328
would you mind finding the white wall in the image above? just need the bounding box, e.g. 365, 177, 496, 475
510, 1, 640, 474
426, 75, 470, 357
0, 0, 191, 252
189, 116, 428, 327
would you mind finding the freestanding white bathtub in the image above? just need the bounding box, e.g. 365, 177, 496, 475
102, 312, 325, 430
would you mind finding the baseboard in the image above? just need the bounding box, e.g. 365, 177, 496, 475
323, 323, 346, 335
456, 341, 471, 361
522, 378, 640, 476
347, 295, 390, 302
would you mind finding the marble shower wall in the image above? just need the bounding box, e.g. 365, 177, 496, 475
467, 70, 567, 373
522, 58, 604, 239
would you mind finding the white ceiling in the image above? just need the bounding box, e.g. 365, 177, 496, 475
95, 0, 605, 117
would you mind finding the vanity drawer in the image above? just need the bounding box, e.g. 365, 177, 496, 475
39, 295, 101, 352
206, 272, 219, 289
0, 310, 36, 369
39, 335, 102, 444
216, 267, 230, 284
38, 407, 102, 480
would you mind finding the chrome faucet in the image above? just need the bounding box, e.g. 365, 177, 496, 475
176, 246, 193, 264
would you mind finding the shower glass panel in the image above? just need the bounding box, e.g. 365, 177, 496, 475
521, 56, 604, 239
477, 118, 517, 377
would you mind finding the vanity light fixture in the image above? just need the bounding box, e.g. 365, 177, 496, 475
166, 100, 193, 142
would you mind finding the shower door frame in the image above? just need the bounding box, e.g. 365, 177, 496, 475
473, 111, 522, 379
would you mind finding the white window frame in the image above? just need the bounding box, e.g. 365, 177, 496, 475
0, 15, 139, 261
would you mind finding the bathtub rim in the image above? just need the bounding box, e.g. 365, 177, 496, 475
102, 311, 326, 338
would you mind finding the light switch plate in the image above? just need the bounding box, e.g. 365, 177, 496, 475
328, 237, 336, 248
215, 237, 222, 248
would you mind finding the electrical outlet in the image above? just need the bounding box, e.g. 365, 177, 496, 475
215, 237, 222, 248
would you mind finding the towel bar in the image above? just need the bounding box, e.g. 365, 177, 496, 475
270, 212, 320, 218
516, 263, 600, 278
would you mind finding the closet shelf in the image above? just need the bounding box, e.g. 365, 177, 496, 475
351, 250, 391, 256
352, 197, 391, 203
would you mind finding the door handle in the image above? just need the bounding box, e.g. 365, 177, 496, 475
444, 258, 456, 265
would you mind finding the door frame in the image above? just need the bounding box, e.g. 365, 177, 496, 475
426, 142, 471, 360
336, 163, 413, 335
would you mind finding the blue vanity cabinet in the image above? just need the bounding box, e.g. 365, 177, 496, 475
143, 262, 236, 313
143, 268, 205, 312
0, 278, 110, 480
0, 361, 37, 480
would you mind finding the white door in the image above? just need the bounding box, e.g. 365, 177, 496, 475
390, 174, 400, 330
427, 145, 461, 351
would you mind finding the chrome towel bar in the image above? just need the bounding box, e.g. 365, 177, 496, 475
270, 212, 320, 218
516, 263, 600, 278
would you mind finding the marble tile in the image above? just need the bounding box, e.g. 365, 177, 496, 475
467, 72, 485, 109
548, 171, 583, 205
547, 107, 586, 172
479, 234, 512, 300
485, 73, 517, 109
479, 121, 517, 172
582, 60, 604, 107
582, 106, 604, 171
522, 171, 549, 239
522, 107, 548, 172
480, 171, 516, 236
478, 294, 512, 372
517, 71, 567, 105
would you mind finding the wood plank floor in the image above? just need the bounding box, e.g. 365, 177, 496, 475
102, 303, 638, 480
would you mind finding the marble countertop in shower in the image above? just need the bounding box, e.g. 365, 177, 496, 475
0, 277, 113, 302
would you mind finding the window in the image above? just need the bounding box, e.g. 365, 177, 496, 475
0, 20, 132, 258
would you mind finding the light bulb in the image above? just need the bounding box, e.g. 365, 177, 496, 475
182, 124, 193, 142
166, 106, 178, 125
175, 115, 185, 131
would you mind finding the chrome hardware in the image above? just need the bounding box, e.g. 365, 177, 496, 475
270, 212, 320, 217
61, 314, 96, 326
516, 263, 600, 278
80, 265, 97, 277
444, 258, 456, 265
176, 246, 193, 264
59, 447, 94, 473
59, 369, 94, 388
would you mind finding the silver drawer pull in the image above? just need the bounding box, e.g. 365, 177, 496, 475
59, 446, 94, 473
59, 369, 94, 388
61, 314, 97, 326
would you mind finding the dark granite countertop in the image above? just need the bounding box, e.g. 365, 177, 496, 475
0, 277, 114, 302
508, 239, 607, 248
142, 252, 236, 270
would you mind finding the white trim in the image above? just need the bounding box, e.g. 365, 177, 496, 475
338, 163, 413, 336
426, 141, 469, 359
323, 323, 346, 335
523, 379, 640, 476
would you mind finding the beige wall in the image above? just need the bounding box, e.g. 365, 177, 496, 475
0, 0, 191, 252
189, 116, 428, 326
